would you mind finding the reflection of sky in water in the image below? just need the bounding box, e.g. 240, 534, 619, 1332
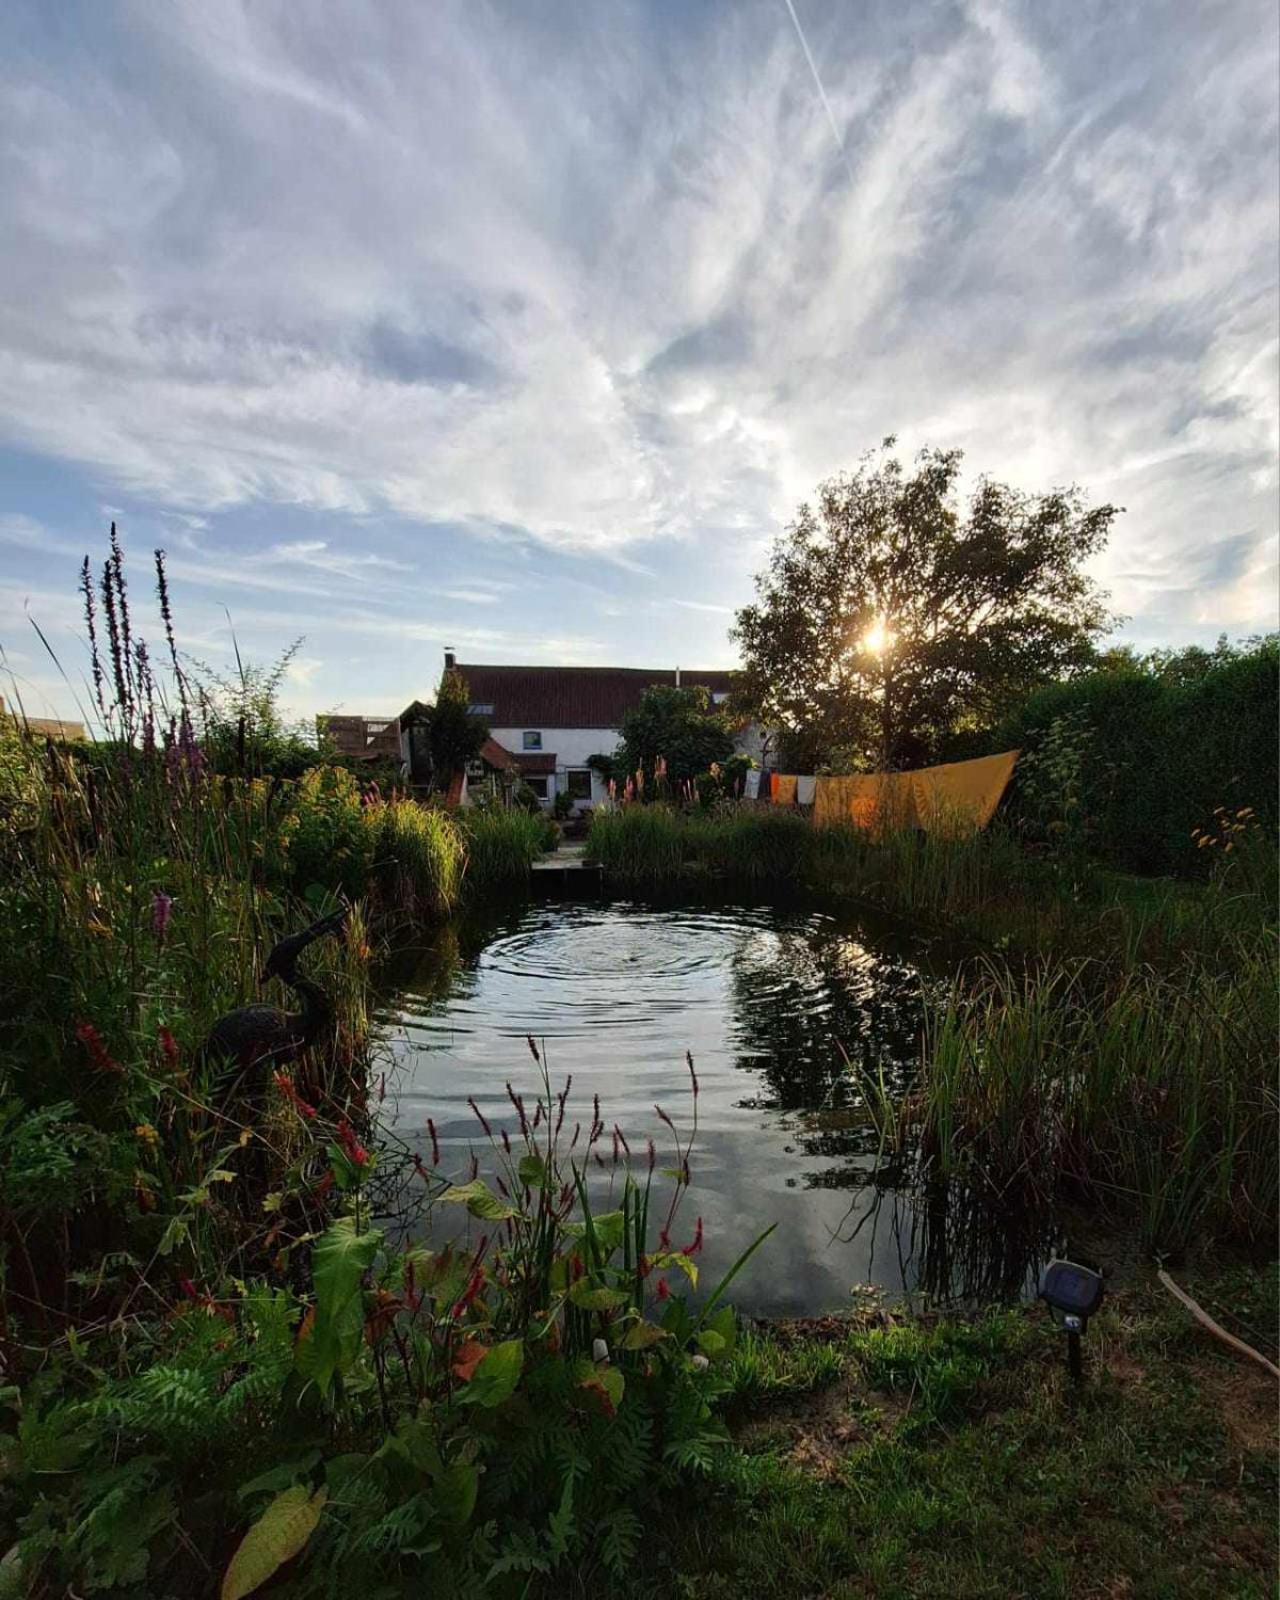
376, 899, 1046, 1316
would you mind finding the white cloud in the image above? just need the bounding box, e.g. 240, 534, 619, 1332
0, 0, 1273, 645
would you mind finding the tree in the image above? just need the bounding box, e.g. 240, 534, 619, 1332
428, 669, 488, 790
732, 441, 1118, 771
610, 684, 735, 788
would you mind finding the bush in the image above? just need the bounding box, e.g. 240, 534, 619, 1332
368, 796, 465, 919
997, 637, 1278, 875
459, 806, 554, 893
2, 1069, 770, 1597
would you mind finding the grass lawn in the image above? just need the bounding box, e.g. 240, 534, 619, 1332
628, 1257, 1278, 1600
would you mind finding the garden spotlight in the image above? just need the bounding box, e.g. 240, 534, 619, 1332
1039, 1259, 1104, 1384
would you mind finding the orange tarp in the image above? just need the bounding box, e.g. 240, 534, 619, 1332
910, 750, 1020, 836
813, 750, 1019, 836
773, 774, 798, 806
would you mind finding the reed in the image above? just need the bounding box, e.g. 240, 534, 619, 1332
457, 805, 555, 892
856, 942, 1278, 1254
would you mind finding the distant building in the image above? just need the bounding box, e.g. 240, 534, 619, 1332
441, 654, 768, 813
316, 713, 404, 764
0, 695, 85, 741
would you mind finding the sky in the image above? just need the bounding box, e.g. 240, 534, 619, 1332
1, 0, 1277, 729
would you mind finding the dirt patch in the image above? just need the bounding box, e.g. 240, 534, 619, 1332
1190, 1360, 1278, 1455
732, 1372, 909, 1478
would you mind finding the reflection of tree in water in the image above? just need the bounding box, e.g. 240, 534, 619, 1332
727, 912, 932, 1153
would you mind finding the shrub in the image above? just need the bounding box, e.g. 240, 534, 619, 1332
997, 636, 1279, 875
367, 795, 465, 919
273, 764, 374, 896
459, 806, 553, 892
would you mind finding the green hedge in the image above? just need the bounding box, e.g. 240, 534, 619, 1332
995, 638, 1278, 875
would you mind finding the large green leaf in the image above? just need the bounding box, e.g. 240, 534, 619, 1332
568, 1281, 629, 1312
221, 1485, 326, 1600
434, 1459, 479, 1526
457, 1338, 524, 1408
517, 1153, 548, 1188
620, 1319, 669, 1350
296, 1218, 383, 1394
438, 1178, 518, 1221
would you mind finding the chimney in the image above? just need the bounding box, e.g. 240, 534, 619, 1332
444, 647, 456, 671
675, 665, 681, 687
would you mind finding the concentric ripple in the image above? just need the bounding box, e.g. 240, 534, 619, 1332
377, 899, 1012, 1315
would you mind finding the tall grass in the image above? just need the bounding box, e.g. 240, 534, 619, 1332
458, 804, 555, 893
587, 802, 1272, 965
368, 794, 464, 918
856, 944, 1278, 1255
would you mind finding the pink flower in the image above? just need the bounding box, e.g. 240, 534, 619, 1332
684, 1217, 704, 1256
274, 1072, 317, 1120
76, 1021, 122, 1075
336, 1118, 369, 1167
157, 1026, 180, 1069
151, 891, 173, 941
656, 1278, 670, 1301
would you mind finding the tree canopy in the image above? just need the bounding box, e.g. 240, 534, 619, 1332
610, 684, 735, 787
732, 441, 1118, 771
428, 669, 488, 787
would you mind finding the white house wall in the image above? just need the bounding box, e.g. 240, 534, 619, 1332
488, 726, 619, 808
488, 721, 772, 811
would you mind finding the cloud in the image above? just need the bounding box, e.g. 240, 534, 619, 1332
0, 0, 1273, 660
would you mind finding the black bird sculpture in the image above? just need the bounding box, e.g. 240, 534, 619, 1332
203, 908, 348, 1097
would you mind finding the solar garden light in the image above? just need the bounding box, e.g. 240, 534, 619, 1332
1039, 1259, 1104, 1384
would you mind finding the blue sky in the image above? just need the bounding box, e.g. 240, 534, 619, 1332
1, 0, 1276, 727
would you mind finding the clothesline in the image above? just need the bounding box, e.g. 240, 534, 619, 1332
749, 750, 1020, 837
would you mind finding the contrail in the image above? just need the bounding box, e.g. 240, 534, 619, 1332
781, 0, 853, 182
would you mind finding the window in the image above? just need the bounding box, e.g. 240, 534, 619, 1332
468, 703, 494, 716
711, 691, 729, 705
522, 730, 542, 750
566, 769, 592, 800
523, 775, 549, 799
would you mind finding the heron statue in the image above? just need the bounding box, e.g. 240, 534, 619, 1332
203, 907, 349, 1097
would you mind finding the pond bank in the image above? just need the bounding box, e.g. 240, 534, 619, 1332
629, 1251, 1279, 1600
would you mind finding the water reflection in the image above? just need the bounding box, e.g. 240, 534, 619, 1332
377, 897, 1048, 1316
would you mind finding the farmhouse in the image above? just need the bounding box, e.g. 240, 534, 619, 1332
445, 653, 767, 812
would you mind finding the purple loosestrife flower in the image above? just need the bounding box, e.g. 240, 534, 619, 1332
151, 892, 173, 942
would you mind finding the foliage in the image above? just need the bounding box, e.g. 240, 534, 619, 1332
732, 439, 1117, 770
855, 946, 1278, 1254
611, 684, 736, 789
1, 1053, 770, 1596
429, 669, 489, 790
192, 641, 322, 780
997, 634, 1279, 875
458, 806, 555, 891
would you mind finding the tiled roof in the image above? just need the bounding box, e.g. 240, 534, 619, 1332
455, 665, 738, 729
477, 737, 555, 775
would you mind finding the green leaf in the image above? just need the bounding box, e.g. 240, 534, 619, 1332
568, 1281, 629, 1312
457, 1338, 523, 1408
517, 1153, 547, 1188
296, 1218, 383, 1394
157, 1216, 189, 1256
695, 1329, 726, 1356
236, 1452, 322, 1501
434, 1460, 479, 1526
620, 1319, 669, 1350
221, 1485, 326, 1600
584, 1209, 626, 1253
438, 1178, 517, 1221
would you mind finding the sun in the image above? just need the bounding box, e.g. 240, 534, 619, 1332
861, 617, 893, 656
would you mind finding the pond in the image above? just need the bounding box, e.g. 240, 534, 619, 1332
377, 896, 1050, 1317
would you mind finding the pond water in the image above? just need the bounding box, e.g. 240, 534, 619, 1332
376, 896, 1049, 1316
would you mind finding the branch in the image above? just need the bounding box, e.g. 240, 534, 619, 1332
1157, 1270, 1280, 1379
